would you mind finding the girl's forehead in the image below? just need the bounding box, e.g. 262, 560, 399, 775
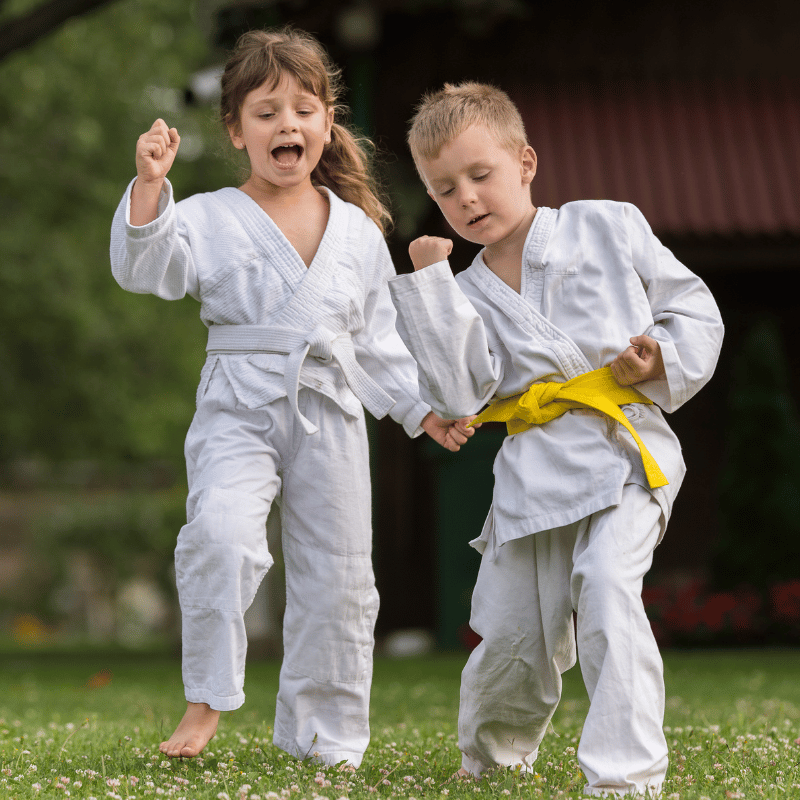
246, 71, 326, 104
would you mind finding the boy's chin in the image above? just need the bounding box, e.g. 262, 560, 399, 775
460, 229, 498, 247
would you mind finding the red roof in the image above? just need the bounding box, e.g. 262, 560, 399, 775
513, 80, 800, 237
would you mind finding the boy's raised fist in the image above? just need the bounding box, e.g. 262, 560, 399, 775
409, 235, 453, 271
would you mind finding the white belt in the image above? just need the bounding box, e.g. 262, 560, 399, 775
206, 324, 395, 434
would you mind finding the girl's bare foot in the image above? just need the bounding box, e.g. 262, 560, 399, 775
160, 702, 220, 758
446, 767, 475, 782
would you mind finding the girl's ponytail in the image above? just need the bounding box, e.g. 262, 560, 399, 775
314, 122, 392, 235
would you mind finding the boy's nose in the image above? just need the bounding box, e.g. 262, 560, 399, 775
459, 188, 477, 207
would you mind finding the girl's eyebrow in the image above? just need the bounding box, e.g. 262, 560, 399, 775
246, 89, 321, 107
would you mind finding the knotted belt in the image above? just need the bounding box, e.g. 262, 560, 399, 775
468, 366, 668, 488
206, 324, 395, 435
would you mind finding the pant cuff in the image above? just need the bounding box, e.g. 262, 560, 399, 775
272, 735, 363, 768
185, 688, 245, 712
583, 783, 662, 797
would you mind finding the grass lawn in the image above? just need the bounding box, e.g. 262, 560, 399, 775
2, 649, 800, 798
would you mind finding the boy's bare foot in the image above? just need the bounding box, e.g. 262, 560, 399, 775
160, 702, 220, 758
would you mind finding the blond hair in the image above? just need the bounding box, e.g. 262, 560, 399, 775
221, 27, 391, 233
408, 82, 529, 168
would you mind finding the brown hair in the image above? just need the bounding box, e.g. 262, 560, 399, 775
408, 82, 529, 171
221, 27, 391, 233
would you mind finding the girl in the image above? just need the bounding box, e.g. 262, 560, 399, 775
111, 27, 472, 766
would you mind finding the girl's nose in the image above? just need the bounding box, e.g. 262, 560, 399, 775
278, 112, 299, 133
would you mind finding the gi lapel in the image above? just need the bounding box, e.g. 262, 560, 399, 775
215, 187, 308, 290
274, 188, 344, 330
214, 186, 344, 331
468, 207, 592, 381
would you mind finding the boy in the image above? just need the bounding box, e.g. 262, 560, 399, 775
388, 82, 723, 796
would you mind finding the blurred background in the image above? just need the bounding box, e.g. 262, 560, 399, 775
1, 0, 799, 658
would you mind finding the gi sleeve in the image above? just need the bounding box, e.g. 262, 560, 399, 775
623, 203, 724, 412
110, 177, 199, 301
352, 234, 431, 437
388, 261, 504, 419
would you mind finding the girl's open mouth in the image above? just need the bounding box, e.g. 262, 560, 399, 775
468, 213, 489, 226
272, 144, 304, 166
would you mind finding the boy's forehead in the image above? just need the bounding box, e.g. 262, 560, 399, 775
418, 124, 508, 178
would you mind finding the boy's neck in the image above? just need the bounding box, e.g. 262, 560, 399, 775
482, 205, 538, 292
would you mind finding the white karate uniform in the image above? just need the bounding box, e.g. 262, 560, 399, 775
389, 201, 723, 794
110, 179, 430, 767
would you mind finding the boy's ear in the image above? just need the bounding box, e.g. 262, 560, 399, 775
521, 145, 537, 185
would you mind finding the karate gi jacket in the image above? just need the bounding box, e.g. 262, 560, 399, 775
110, 179, 430, 437
389, 201, 724, 552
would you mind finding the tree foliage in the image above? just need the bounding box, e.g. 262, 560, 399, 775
0, 0, 118, 60
711, 317, 800, 589
0, 0, 233, 463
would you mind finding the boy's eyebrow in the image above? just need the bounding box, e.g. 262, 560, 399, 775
425, 160, 494, 184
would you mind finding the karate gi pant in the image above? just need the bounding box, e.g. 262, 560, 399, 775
459, 484, 667, 797
174, 363, 379, 767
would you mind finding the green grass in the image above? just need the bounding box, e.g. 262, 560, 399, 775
2, 650, 800, 798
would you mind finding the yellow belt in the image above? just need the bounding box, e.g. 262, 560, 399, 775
468, 366, 668, 489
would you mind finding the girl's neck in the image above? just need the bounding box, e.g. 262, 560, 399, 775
239, 174, 330, 268
239, 174, 321, 212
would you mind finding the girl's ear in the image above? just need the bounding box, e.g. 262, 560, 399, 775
324, 107, 334, 144
521, 145, 537, 185
227, 120, 245, 150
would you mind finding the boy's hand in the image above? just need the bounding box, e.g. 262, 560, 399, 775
409, 236, 453, 271
421, 412, 479, 452
135, 119, 180, 185
610, 335, 665, 385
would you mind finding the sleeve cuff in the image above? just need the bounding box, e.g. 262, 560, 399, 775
401, 400, 432, 438
635, 333, 685, 412
388, 260, 452, 299
124, 177, 174, 235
